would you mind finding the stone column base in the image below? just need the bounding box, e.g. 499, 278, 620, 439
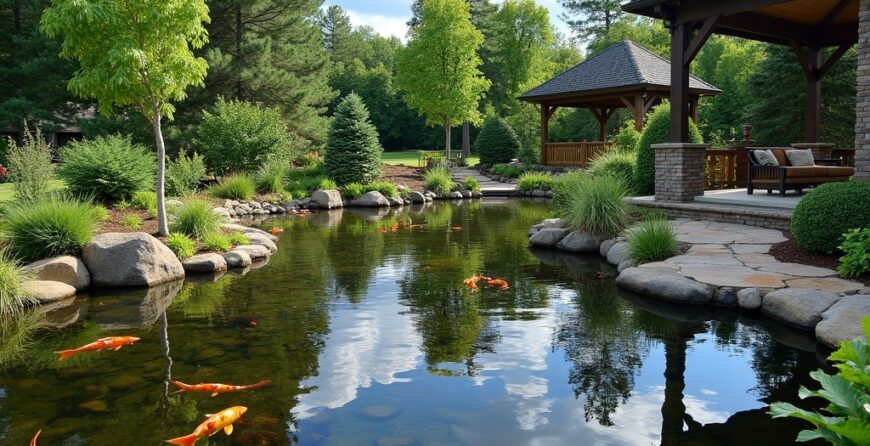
652, 143, 708, 202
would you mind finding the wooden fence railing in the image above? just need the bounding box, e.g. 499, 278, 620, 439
543, 141, 611, 168
832, 148, 856, 167
705, 148, 740, 190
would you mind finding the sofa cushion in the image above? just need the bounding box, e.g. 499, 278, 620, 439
768, 148, 790, 166
825, 166, 855, 177
783, 166, 829, 178
753, 150, 779, 166
785, 149, 815, 166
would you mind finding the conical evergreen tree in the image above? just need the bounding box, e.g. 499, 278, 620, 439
475, 116, 520, 165
325, 93, 383, 185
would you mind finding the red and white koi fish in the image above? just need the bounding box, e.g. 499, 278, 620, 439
170, 379, 271, 397
29, 430, 41, 446
55, 336, 140, 361
166, 406, 247, 446
486, 279, 509, 290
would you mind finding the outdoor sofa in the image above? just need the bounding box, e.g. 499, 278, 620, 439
747, 147, 854, 195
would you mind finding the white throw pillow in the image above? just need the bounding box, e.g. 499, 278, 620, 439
786, 149, 815, 167
754, 150, 779, 166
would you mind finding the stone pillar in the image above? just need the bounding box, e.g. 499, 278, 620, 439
652, 143, 708, 202
790, 142, 835, 160
855, 0, 870, 182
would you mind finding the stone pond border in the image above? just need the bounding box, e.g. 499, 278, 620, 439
528, 218, 870, 348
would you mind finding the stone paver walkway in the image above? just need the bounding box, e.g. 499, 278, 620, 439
640, 220, 865, 294
452, 168, 518, 196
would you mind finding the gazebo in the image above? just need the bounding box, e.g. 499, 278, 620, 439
519, 40, 720, 167
621, 0, 867, 204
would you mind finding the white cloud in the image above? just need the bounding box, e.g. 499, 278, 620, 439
345, 10, 409, 41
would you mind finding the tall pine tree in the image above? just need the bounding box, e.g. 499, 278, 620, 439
559, 0, 623, 43
319, 5, 355, 65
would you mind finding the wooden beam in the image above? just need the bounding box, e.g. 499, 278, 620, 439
818, 43, 853, 79
671, 0, 793, 25
684, 16, 721, 65
819, 0, 853, 28
806, 47, 822, 143
791, 41, 814, 80
670, 22, 692, 143
541, 105, 550, 165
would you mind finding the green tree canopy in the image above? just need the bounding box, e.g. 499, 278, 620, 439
559, 0, 623, 43
319, 5, 356, 65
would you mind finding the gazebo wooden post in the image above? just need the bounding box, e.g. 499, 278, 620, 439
633, 95, 645, 131
689, 97, 699, 124
793, 42, 852, 144
670, 23, 692, 143
540, 104, 554, 165
591, 107, 615, 142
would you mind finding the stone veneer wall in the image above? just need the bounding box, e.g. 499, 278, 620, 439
653, 143, 707, 202
856, 0, 870, 182
629, 198, 792, 231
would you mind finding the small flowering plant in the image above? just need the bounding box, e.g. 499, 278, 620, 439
0, 164, 8, 182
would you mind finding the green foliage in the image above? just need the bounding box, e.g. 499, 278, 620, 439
209, 174, 256, 201
342, 182, 366, 199
0, 250, 37, 317
5, 126, 55, 204
770, 317, 870, 446
319, 178, 338, 191
91, 205, 110, 222
475, 116, 521, 165
58, 135, 155, 202
201, 232, 231, 252
628, 219, 677, 263
166, 149, 207, 197
838, 229, 870, 279
517, 172, 555, 192
324, 93, 383, 185
464, 176, 481, 193
634, 102, 703, 196
424, 165, 456, 195
169, 199, 224, 239
517, 144, 541, 165
1, 195, 98, 261
613, 121, 641, 153
556, 174, 629, 236
492, 163, 525, 178
165, 233, 196, 260
590, 150, 637, 192
227, 232, 249, 246
257, 160, 288, 194
122, 214, 143, 229
791, 182, 870, 254
561, 0, 624, 42
196, 98, 293, 175
131, 191, 157, 216
368, 181, 398, 198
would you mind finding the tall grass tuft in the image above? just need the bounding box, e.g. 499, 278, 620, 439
0, 250, 37, 317
424, 165, 455, 195
169, 199, 224, 239
2, 195, 98, 261
556, 174, 629, 236
201, 232, 231, 252
209, 174, 256, 200
165, 233, 196, 259
256, 159, 288, 194
517, 171, 555, 192
131, 191, 157, 216
464, 176, 481, 193
627, 219, 677, 263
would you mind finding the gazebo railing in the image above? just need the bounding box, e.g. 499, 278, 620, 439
543, 141, 612, 168
704, 148, 740, 190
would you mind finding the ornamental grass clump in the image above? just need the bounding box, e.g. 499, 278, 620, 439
5, 125, 55, 204
627, 219, 677, 263
2, 195, 98, 261
517, 172, 555, 192
556, 174, 629, 236
169, 199, 224, 239
590, 150, 637, 193
464, 176, 481, 193
165, 233, 196, 260
58, 135, 155, 202
0, 250, 37, 317
122, 214, 143, 229
201, 232, 231, 252
227, 232, 249, 246
209, 174, 256, 201
424, 165, 455, 195
256, 159, 288, 194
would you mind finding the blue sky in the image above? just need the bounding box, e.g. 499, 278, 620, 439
323, 0, 572, 41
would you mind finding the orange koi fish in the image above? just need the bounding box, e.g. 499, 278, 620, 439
55, 336, 140, 361
166, 406, 248, 446
391, 223, 400, 232
378, 228, 387, 234
170, 379, 272, 397
30, 430, 41, 446
486, 279, 510, 290
463, 274, 490, 291
269, 227, 283, 235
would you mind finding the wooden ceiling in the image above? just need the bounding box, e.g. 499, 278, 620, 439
757, 0, 858, 26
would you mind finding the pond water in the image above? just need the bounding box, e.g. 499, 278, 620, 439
0, 199, 828, 445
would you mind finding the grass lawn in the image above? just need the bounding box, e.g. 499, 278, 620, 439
0, 180, 66, 203
382, 151, 479, 167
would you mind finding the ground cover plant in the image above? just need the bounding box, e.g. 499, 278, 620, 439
257, 159, 288, 194
368, 181, 398, 198
517, 172, 555, 192
58, 135, 155, 202
838, 228, 870, 278
342, 182, 366, 200
464, 176, 481, 193
201, 231, 231, 252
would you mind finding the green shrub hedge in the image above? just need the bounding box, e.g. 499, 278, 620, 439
791, 182, 870, 253
166, 149, 206, 197
2, 195, 99, 261
634, 102, 702, 196
324, 93, 383, 185
58, 135, 155, 202
590, 150, 637, 192
475, 116, 520, 166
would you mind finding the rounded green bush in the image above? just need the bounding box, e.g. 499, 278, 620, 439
170, 199, 224, 239
209, 174, 256, 201
590, 150, 637, 193
613, 120, 641, 153
325, 93, 383, 185
58, 135, 155, 202
475, 116, 520, 166
634, 102, 702, 196
2, 195, 99, 261
196, 98, 293, 175
791, 181, 870, 253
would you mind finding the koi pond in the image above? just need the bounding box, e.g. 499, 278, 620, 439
0, 199, 827, 445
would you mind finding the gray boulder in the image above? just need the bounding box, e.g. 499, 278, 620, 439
23, 280, 77, 304
212, 207, 232, 219
617, 260, 637, 272
737, 288, 764, 310
410, 191, 426, 204
311, 189, 343, 209
529, 228, 570, 248
539, 218, 565, 230
616, 268, 713, 304
447, 191, 464, 199
221, 223, 278, 242
532, 189, 547, 197
388, 197, 404, 207
166, 199, 185, 208
714, 287, 738, 308
233, 244, 271, 261
181, 253, 228, 274
23, 255, 90, 290
815, 295, 870, 347
599, 238, 618, 257
762, 288, 840, 330
245, 232, 278, 253
83, 233, 184, 287
557, 231, 608, 253
606, 241, 631, 265
352, 191, 390, 207
224, 250, 252, 268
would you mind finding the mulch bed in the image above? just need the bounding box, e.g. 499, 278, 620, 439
382, 164, 426, 191
770, 231, 870, 287
99, 208, 159, 236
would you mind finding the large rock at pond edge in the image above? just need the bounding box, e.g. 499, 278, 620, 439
410, 191, 426, 204
224, 250, 252, 268
557, 231, 608, 253
815, 295, 870, 347
352, 191, 390, 207
182, 253, 228, 274
82, 233, 185, 287
221, 223, 278, 242
245, 232, 278, 253
22, 280, 77, 304
762, 288, 840, 330
311, 189, 343, 209
23, 255, 90, 290
529, 228, 570, 248
233, 245, 271, 261
616, 268, 713, 304
606, 241, 631, 265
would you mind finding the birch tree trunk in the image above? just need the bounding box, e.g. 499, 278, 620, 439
151, 110, 169, 236
462, 120, 471, 163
